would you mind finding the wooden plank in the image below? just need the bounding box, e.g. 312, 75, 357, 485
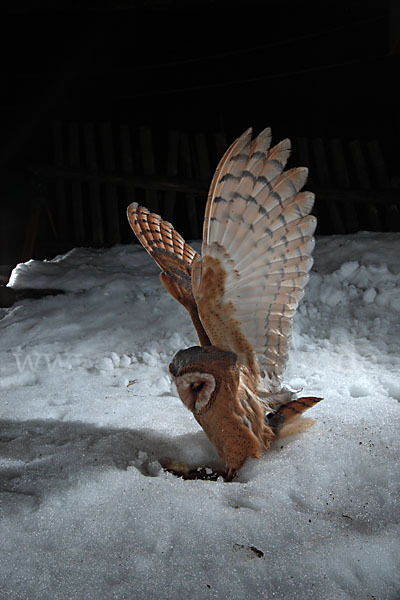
52, 121, 67, 240
367, 139, 400, 230
100, 122, 121, 244
310, 188, 400, 205
164, 130, 180, 223
329, 138, 359, 233
31, 164, 208, 195
296, 137, 311, 168
329, 138, 349, 187
296, 137, 316, 193
312, 138, 345, 234
120, 125, 134, 172
83, 123, 104, 244
180, 132, 200, 239
119, 123, 137, 213
366, 139, 390, 188
68, 122, 85, 242
349, 139, 372, 189
194, 132, 211, 226
295, 138, 320, 231
139, 126, 159, 211
312, 138, 332, 186
383, 203, 400, 231
32, 164, 400, 207
195, 132, 211, 180
215, 132, 228, 165
349, 139, 382, 231
21, 203, 42, 262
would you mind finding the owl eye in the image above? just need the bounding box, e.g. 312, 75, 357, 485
174, 371, 216, 414
191, 381, 204, 393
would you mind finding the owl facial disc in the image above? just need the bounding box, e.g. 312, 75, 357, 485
174, 371, 216, 414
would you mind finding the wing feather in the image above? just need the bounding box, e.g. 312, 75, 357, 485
127, 203, 210, 346
194, 128, 316, 389
203, 128, 253, 246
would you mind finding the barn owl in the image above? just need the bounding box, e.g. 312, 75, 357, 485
127, 127, 322, 481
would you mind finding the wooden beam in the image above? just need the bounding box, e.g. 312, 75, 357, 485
100, 123, 121, 244
31, 164, 209, 195
164, 130, 180, 223
31, 163, 400, 206
312, 188, 400, 205
52, 121, 67, 240
68, 122, 85, 242
83, 122, 104, 244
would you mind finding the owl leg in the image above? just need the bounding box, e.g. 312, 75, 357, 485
224, 467, 237, 482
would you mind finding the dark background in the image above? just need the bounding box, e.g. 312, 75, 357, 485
1, 0, 399, 282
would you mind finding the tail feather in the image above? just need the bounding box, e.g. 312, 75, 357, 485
266, 396, 323, 432
278, 396, 323, 422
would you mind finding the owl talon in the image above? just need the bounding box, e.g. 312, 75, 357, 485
224, 468, 237, 482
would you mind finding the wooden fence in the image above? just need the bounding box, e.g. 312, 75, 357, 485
296, 136, 400, 234
26, 121, 400, 260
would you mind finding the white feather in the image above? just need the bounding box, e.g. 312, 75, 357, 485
198, 128, 317, 388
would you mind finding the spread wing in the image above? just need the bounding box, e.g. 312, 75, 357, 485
192, 128, 316, 390
127, 203, 210, 346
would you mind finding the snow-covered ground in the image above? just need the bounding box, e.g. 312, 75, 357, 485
1, 232, 399, 600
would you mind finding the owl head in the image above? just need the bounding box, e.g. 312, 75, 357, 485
169, 346, 239, 415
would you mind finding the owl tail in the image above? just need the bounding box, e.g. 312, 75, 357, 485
266, 396, 323, 433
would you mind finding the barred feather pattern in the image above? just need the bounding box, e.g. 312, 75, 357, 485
196, 127, 317, 390
127, 203, 211, 347
127, 203, 198, 273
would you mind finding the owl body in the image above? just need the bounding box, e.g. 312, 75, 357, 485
127, 127, 322, 480
169, 344, 276, 479
196, 370, 275, 479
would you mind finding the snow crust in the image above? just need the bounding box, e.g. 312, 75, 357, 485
1, 232, 400, 599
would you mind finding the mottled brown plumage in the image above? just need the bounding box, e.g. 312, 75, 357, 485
127, 127, 322, 480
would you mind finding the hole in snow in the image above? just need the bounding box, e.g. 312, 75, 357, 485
161, 460, 225, 481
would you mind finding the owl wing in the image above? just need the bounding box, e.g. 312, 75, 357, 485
127, 203, 210, 346
192, 128, 316, 390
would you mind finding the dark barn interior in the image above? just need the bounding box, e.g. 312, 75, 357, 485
0, 0, 399, 285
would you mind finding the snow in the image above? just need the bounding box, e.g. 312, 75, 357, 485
1, 232, 400, 600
